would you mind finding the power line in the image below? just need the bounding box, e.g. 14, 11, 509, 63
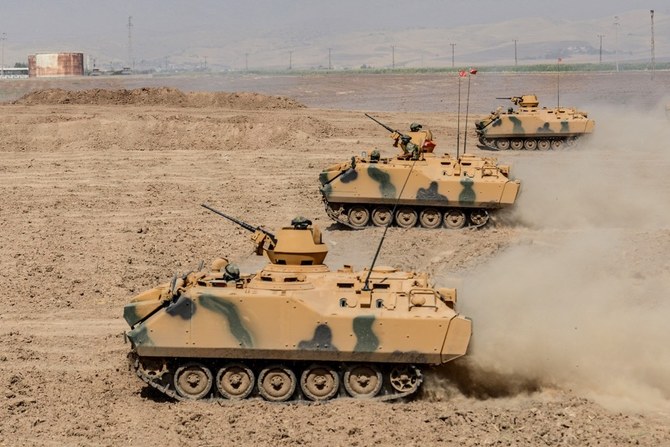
597, 34, 604, 64
614, 16, 620, 72
650, 10, 656, 79
0, 33, 6, 77
127, 16, 133, 70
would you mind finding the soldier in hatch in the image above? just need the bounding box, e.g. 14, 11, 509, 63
211, 258, 240, 282
407, 122, 436, 154
396, 135, 420, 160
392, 122, 436, 160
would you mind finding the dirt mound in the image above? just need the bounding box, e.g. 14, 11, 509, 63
12, 87, 306, 110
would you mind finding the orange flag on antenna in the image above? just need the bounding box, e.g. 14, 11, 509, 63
458, 70, 467, 77
469, 68, 478, 74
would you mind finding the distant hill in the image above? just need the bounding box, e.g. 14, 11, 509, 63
10, 8, 668, 72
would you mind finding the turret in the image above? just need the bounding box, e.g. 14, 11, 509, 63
264, 217, 328, 266
202, 204, 328, 266
512, 94, 539, 108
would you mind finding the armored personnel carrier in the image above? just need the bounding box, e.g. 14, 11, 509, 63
475, 94, 595, 150
124, 205, 472, 402
319, 116, 521, 229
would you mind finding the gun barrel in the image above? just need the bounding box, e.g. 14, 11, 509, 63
201, 204, 255, 232
364, 113, 395, 133
201, 204, 277, 242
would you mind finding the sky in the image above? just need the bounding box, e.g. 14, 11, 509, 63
1, 0, 660, 38
1, 1, 667, 68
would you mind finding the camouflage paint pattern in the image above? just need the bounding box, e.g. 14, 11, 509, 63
475, 94, 595, 142
319, 152, 519, 209
367, 165, 397, 199
124, 226, 471, 365
352, 315, 380, 352
200, 294, 254, 348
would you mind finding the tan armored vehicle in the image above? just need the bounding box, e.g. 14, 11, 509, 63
475, 94, 595, 150
124, 205, 472, 402
319, 116, 521, 229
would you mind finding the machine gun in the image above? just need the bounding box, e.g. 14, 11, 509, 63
201, 204, 278, 246
496, 95, 538, 107
365, 113, 409, 138
496, 96, 522, 105
364, 113, 415, 156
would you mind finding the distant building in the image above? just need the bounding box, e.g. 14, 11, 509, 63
28, 53, 84, 77
0, 67, 29, 78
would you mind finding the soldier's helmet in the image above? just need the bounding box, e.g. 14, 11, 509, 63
410, 122, 422, 132
370, 149, 381, 161
401, 135, 412, 144
224, 263, 240, 280
291, 216, 312, 229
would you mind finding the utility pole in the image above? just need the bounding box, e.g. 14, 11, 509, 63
513, 39, 518, 66
597, 34, 604, 64
127, 16, 133, 70
650, 10, 656, 79
328, 48, 332, 70
0, 33, 6, 77
288, 51, 292, 70
450, 43, 455, 68
391, 45, 395, 69
614, 16, 620, 72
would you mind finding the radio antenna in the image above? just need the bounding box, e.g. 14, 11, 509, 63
462, 68, 477, 154
456, 71, 462, 158
362, 156, 419, 291
556, 58, 562, 109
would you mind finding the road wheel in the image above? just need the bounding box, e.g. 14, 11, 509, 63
347, 206, 370, 228
395, 207, 418, 228
419, 208, 442, 229
343, 364, 382, 399
537, 139, 551, 150
174, 363, 213, 400
216, 363, 255, 400
443, 209, 466, 229
551, 139, 563, 150
510, 139, 524, 150
300, 365, 340, 401
258, 365, 296, 402
523, 139, 537, 150
495, 139, 510, 150
371, 206, 392, 227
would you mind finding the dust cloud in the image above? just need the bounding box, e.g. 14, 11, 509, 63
511, 105, 670, 230
439, 107, 670, 412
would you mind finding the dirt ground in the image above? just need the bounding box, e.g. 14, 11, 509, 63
1, 77, 670, 446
